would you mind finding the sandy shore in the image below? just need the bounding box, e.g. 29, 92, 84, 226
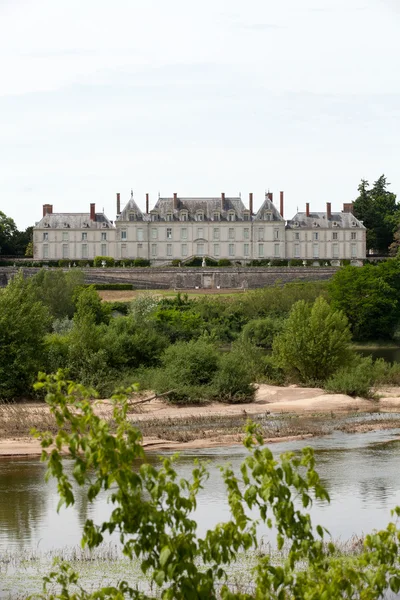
2, 384, 400, 457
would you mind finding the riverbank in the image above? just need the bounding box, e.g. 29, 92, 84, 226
3, 384, 400, 456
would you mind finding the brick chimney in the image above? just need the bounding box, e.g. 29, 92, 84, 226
116, 193, 121, 215
221, 192, 225, 211
280, 191, 284, 218
43, 204, 53, 217
90, 203, 96, 221
343, 202, 354, 214
267, 192, 273, 203
146, 193, 149, 214
306, 203, 310, 217
326, 202, 332, 220
173, 192, 178, 210
249, 192, 253, 215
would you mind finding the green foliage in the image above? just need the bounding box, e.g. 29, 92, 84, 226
272, 297, 353, 384
92, 283, 134, 290
324, 355, 375, 397
288, 258, 304, 266
74, 285, 110, 325
93, 256, 115, 267
217, 258, 232, 267
32, 372, 400, 600
153, 338, 220, 403
133, 258, 150, 267
328, 262, 400, 340
0, 211, 17, 255
25, 240, 33, 257
241, 316, 285, 349
353, 175, 399, 254
213, 343, 256, 403
0, 273, 50, 398
27, 268, 85, 320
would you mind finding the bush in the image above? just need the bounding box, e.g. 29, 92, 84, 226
217, 258, 232, 267
213, 347, 256, 403
288, 259, 304, 267
153, 338, 219, 403
93, 256, 115, 267
270, 259, 289, 267
133, 258, 150, 267
92, 283, 133, 290
324, 355, 375, 397
241, 316, 285, 349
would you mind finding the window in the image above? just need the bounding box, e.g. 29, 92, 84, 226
101, 232, 107, 241
244, 243, 249, 257
213, 228, 220, 240
351, 244, 357, 258
166, 228, 172, 239
332, 232, 338, 240
151, 213, 158, 222
243, 212, 249, 221
197, 227, 203, 239
333, 243, 339, 258
264, 212, 272, 221
274, 244, 280, 258
129, 213, 136, 221
181, 228, 187, 240
229, 243, 235, 257
295, 232, 300, 241
228, 212, 235, 222
214, 243, 220, 256
121, 244, 127, 258
244, 227, 249, 240
228, 228, 235, 240
82, 244, 88, 259
313, 232, 319, 241
151, 228, 157, 239
313, 244, 319, 258
274, 229, 279, 240
213, 212, 220, 221
351, 232, 357, 240
43, 232, 48, 241
121, 230, 127, 240
294, 244, 300, 258
258, 244, 264, 258
181, 244, 188, 257
62, 232, 69, 242
151, 243, 157, 256
81, 232, 87, 241
101, 243, 107, 256
43, 245, 49, 259
258, 227, 264, 241
137, 228, 143, 241
197, 212, 204, 222
62, 244, 68, 258
197, 243, 204, 255
166, 213, 172, 222
180, 212, 188, 222
167, 243, 172, 256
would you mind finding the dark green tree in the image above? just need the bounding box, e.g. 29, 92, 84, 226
0, 211, 17, 255
353, 175, 398, 254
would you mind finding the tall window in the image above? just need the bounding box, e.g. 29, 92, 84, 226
197, 243, 204, 255
82, 244, 88, 259
351, 244, 357, 258
151, 228, 157, 239
274, 229, 279, 240
43, 232, 49, 241
101, 243, 107, 255
197, 227, 203, 239
101, 232, 107, 241
228, 228, 235, 240
313, 244, 319, 258
151, 244, 157, 256
213, 228, 220, 240
313, 232, 319, 241
214, 244, 220, 256
137, 228, 143, 241
295, 232, 300, 240
258, 227, 264, 241
167, 228, 172, 239
294, 244, 300, 257
43, 245, 49, 259
121, 230, 127, 240
243, 243, 249, 256
121, 244, 127, 258
229, 243, 235, 257
62, 232, 69, 242
181, 228, 187, 240
258, 244, 264, 258
62, 244, 68, 258
274, 244, 280, 258
333, 243, 339, 258
243, 228, 249, 240
82, 232, 87, 241
181, 244, 188, 256
167, 243, 172, 256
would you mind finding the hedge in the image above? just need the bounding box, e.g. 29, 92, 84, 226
92, 283, 134, 290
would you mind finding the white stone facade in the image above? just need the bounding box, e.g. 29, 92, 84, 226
33, 194, 366, 263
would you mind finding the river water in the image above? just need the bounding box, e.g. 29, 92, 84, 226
2, 427, 400, 552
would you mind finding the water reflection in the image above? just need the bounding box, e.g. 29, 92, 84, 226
1, 428, 400, 551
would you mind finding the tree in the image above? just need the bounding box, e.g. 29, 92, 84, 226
272, 297, 353, 383
0, 272, 50, 398
328, 263, 400, 340
32, 372, 400, 599
353, 175, 399, 254
0, 211, 17, 255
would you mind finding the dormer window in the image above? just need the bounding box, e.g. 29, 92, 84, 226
129, 212, 136, 221
228, 211, 235, 222
213, 211, 220, 221
151, 212, 159, 222
312, 221, 319, 228
166, 213, 173, 222
243, 211, 250, 221
351, 221, 357, 227
180, 211, 188, 222
264, 212, 272, 221
332, 222, 338, 227
197, 211, 204, 222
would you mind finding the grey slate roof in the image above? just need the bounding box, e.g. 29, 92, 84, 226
117, 196, 145, 222
286, 212, 366, 229
36, 213, 114, 229
254, 196, 284, 222
149, 196, 249, 221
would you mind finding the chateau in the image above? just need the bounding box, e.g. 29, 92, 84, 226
33, 192, 366, 263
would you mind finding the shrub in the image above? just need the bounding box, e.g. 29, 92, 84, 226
93, 256, 115, 267
217, 258, 232, 267
133, 258, 150, 267
171, 259, 181, 266
153, 338, 219, 403
93, 283, 133, 290
241, 316, 285, 349
272, 297, 354, 384
270, 259, 288, 267
183, 256, 203, 267
324, 355, 375, 397
288, 259, 304, 267
213, 348, 256, 403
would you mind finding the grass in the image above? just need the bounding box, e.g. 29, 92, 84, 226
98, 289, 247, 302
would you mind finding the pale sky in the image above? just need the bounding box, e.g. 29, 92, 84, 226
1, 0, 400, 230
